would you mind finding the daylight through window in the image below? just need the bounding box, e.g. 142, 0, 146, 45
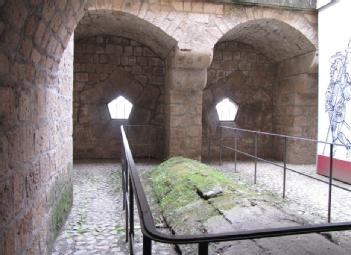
216, 98, 238, 121
108, 96, 133, 119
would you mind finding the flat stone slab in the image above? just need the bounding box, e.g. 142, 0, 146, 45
149, 157, 351, 255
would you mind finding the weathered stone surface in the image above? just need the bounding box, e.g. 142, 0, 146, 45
150, 157, 349, 255
273, 51, 318, 163
164, 47, 212, 160
74, 35, 166, 159
203, 41, 275, 160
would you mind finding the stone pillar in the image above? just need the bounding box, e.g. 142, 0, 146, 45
165, 48, 212, 160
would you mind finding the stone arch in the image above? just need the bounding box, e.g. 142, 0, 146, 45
73, 8, 175, 160
216, 18, 317, 62
206, 6, 317, 52
0, 1, 177, 254
75, 9, 178, 58
0, 1, 88, 254
203, 17, 318, 162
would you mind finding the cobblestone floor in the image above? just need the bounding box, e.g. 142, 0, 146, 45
52, 160, 177, 255
52, 159, 351, 255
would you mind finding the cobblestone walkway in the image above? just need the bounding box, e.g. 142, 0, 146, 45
52, 160, 177, 255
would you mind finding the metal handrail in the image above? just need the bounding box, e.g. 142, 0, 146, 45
217, 126, 351, 223
121, 126, 351, 255
220, 125, 345, 147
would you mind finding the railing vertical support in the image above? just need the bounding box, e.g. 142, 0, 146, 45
254, 132, 258, 184
283, 137, 287, 199
148, 126, 151, 161
219, 126, 223, 165
143, 235, 152, 255
207, 127, 211, 162
129, 178, 134, 238
198, 242, 209, 255
122, 156, 126, 210
328, 143, 334, 223
125, 161, 129, 243
234, 129, 237, 173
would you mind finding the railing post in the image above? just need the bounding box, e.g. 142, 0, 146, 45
198, 242, 209, 255
234, 129, 237, 173
148, 125, 151, 161
129, 177, 134, 239
283, 137, 287, 199
219, 126, 223, 165
122, 154, 126, 210
254, 132, 258, 184
125, 158, 129, 242
143, 235, 152, 255
328, 143, 334, 223
207, 127, 211, 162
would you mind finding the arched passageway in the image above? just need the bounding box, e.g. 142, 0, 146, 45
73, 11, 177, 159
203, 19, 318, 163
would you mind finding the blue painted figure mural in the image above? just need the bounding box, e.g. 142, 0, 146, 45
325, 39, 351, 157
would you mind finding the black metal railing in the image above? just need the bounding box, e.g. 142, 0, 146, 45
215, 126, 351, 223
121, 125, 351, 255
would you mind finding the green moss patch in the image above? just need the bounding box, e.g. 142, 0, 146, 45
149, 157, 257, 235
52, 184, 73, 235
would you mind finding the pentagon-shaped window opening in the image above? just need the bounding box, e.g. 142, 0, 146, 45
108, 96, 133, 120
216, 98, 238, 121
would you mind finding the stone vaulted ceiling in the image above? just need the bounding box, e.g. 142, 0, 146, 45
219, 19, 316, 62
75, 10, 177, 59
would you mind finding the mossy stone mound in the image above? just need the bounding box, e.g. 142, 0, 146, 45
149, 157, 254, 235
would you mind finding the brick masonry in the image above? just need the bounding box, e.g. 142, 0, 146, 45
73, 35, 166, 159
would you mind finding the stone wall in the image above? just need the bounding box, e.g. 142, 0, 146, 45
203, 41, 275, 160
0, 1, 86, 254
273, 51, 318, 163
74, 35, 166, 159
83, 0, 317, 160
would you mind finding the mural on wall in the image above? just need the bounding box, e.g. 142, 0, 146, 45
323, 39, 351, 157
317, 0, 351, 183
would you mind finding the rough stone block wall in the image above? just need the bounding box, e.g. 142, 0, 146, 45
74, 35, 166, 159
203, 41, 275, 160
273, 51, 318, 163
0, 1, 85, 254
165, 67, 206, 160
